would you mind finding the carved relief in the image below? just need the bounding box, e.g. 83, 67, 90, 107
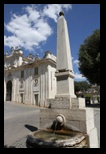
8, 72, 12, 78
33, 78, 38, 87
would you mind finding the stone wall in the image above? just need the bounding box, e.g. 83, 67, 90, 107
40, 108, 94, 133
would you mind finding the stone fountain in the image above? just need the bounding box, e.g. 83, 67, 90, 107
26, 114, 88, 148
26, 12, 99, 148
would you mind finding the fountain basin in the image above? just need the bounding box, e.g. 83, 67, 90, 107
26, 129, 88, 148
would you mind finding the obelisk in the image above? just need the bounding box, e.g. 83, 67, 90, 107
55, 11, 76, 98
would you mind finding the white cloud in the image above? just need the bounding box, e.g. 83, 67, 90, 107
75, 73, 86, 80
4, 6, 52, 52
4, 35, 23, 47
73, 59, 79, 67
61, 4, 72, 11
43, 4, 72, 22
43, 4, 61, 22
25, 5, 40, 22
4, 4, 72, 52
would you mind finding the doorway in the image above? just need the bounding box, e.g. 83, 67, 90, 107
20, 93, 24, 103
34, 94, 38, 106
6, 80, 12, 101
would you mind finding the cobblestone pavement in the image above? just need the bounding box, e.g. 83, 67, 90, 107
12, 136, 27, 148
4, 136, 27, 148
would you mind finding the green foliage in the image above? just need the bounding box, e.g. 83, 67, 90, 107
74, 81, 91, 93
85, 93, 93, 98
78, 29, 100, 85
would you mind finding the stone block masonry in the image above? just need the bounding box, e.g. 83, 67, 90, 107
47, 97, 85, 109
40, 108, 94, 133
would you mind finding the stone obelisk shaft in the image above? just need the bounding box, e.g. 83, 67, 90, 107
57, 15, 73, 72
55, 13, 76, 98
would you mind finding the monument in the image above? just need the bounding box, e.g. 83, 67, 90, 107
55, 11, 76, 99
26, 12, 99, 148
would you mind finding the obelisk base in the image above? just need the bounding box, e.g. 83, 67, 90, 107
55, 71, 76, 99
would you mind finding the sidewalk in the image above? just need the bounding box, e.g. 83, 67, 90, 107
5, 101, 46, 109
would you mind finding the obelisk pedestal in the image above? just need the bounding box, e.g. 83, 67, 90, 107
55, 12, 76, 99
55, 71, 76, 98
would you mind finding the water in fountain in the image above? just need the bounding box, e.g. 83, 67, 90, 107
26, 114, 88, 148
53, 120, 58, 134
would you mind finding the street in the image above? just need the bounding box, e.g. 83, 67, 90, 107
4, 101, 44, 147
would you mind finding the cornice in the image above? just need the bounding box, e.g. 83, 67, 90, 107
4, 58, 56, 73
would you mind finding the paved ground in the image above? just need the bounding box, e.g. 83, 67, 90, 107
4, 101, 100, 148
4, 101, 46, 148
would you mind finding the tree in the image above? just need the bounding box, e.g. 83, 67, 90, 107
74, 81, 91, 93
78, 29, 100, 85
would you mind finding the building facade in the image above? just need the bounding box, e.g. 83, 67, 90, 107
4, 47, 57, 107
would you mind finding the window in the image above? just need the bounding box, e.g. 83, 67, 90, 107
21, 71, 24, 78
34, 67, 38, 75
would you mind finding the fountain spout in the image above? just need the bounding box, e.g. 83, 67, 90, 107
56, 114, 66, 126
51, 114, 66, 130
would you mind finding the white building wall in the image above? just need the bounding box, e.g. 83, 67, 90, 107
32, 62, 57, 107
16, 71, 20, 103
48, 64, 57, 99
24, 68, 30, 104
39, 63, 47, 107
4, 58, 56, 107
30, 68, 33, 105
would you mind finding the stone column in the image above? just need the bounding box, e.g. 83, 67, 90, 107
55, 12, 76, 98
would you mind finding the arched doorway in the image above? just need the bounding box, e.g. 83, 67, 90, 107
6, 81, 12, 101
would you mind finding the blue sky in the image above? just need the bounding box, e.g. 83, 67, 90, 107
4, 4, 100, 81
